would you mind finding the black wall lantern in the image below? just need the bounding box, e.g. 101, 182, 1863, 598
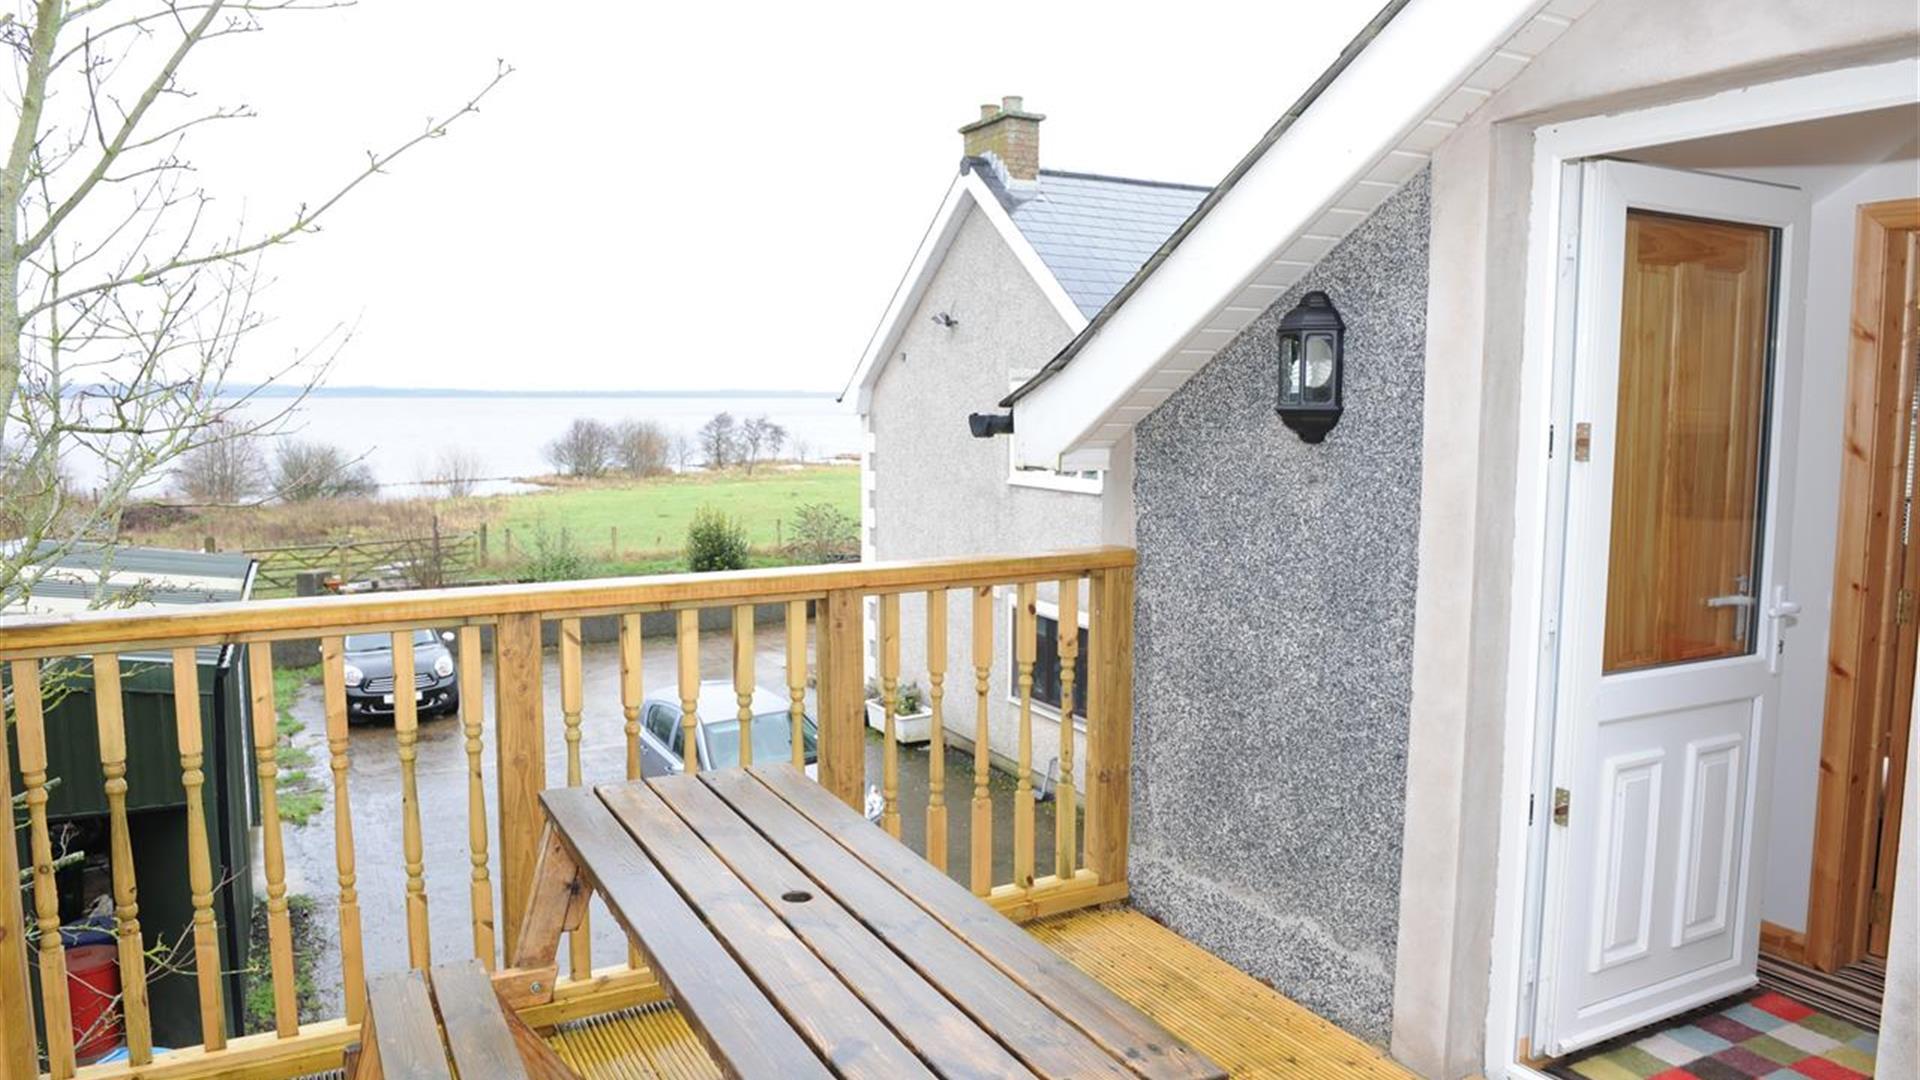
1275, 290, 1344, 443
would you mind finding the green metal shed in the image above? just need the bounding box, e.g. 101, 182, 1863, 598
5, 545, 258, 1052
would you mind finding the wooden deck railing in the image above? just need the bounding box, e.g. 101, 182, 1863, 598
0, 548, 1136, 1080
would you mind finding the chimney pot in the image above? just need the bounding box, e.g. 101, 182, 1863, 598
959, 95, 1044, 182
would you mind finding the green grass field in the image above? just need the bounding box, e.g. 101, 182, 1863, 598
489, 464, 857, 573
118, 463, 859, 583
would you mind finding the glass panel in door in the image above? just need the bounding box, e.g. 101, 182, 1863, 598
1603, 210, 1777, 674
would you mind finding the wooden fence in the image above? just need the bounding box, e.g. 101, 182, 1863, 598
247, 530, 484, 597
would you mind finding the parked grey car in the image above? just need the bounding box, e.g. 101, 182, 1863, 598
640, 681, 818, 779
341, 628, 459, 721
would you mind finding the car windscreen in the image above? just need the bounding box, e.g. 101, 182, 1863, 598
703, 712, 818, 769
344, 629, 439, 652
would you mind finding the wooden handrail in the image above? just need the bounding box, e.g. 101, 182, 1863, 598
0, 547, 1138, 1080
0, 547, 1136, 658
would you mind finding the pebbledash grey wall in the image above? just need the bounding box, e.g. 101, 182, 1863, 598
1128, 169, 1430, 1041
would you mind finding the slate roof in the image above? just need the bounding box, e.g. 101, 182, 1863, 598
965, 157, 1210, 319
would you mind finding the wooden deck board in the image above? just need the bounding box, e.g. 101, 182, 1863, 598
536, 905, 1412, 1079
1027, 908, 1414, 1079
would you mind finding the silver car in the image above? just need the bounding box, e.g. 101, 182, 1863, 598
640, 681, 819, 780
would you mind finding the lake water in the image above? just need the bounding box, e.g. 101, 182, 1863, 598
68, 392, 862, 497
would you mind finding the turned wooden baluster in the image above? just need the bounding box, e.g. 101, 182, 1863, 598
11, 660, 75, 1078
91, 654, 153, 1064
970, 586, 994, 895
618, 613, 644, 969
678, 609, 702, 770
733, 604, 755, 767
786, 600, 808, 768
247, 647, 299, 1037
1055, 578, 1080, 878
171, 648, 227, 1050
457, 626, 495, 969
926, 589, 949, 871
320, 637, 366, 1023
1014, 582, 1038, 889
559, 617, 590, 979
393, 631, 431, 968
879, 592, 901, 838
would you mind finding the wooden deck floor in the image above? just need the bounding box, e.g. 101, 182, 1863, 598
542, 906, 1412, 1079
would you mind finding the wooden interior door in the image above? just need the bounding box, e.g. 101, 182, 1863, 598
1867, 226, 1918, 957
1538, 161, 1807, 1056
1809, 200, 1920, 970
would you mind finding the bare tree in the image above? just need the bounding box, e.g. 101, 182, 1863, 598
271, 438, 374, 501
171, 420, 265, 502
425, 446, 485, 496
737, 414, 786, 474
671, 431, 693, 472
790, 436, 813, 465
697, 411, 737, 469
612, 418, 669, 477
544, 418, 615, 478
0, 2, 510, 613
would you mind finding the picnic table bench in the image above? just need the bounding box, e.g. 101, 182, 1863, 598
349, 958, 579, 1079
505, 763, 1226, 1079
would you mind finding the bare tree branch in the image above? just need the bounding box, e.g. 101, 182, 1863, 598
23, 59, 513, 320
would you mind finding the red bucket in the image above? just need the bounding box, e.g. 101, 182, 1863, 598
65, 943, 121, 1062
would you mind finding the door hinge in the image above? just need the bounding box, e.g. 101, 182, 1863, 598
1897, 589, 1914, 626
1572, 423, 1592, 463
1552, 787, 1571, 827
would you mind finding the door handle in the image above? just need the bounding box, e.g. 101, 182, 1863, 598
1767, 588, 1801, 620
1705, 594, 1755, 608
1767, 585, 1799, 675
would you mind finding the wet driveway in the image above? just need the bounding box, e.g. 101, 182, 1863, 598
279, 623, 1061, 1016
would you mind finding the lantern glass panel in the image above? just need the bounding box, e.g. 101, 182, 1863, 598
1278, 335, 1302, 405
1303, 333, 1336, 404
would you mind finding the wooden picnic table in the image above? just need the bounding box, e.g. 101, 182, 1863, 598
508, 764, 1226, 1080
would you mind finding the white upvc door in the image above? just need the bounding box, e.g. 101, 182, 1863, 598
1534, 160, 1809, 1056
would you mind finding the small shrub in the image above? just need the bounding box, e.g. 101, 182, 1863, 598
685, 505, 749, 572
864, 678, 925, 713
526, 522, 590, 581
785, 502, 858, 564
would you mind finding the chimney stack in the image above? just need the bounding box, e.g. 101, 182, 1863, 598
960, 95, 1044, 181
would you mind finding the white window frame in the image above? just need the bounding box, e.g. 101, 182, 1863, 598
1003, 593, 1090, 731
1007, 371, 1104, 495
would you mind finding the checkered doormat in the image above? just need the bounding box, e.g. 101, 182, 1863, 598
1552, 990, 1878, 1079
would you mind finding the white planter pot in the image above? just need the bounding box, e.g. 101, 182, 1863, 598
865, 700, 934, 745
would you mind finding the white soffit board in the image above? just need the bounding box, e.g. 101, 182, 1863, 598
840, 171, 1086, 414
1018, 0, 1594, 472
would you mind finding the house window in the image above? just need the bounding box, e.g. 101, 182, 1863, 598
1008, 602, 1088, 720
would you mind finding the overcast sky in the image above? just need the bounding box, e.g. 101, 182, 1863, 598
169, 3, 1373, 393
